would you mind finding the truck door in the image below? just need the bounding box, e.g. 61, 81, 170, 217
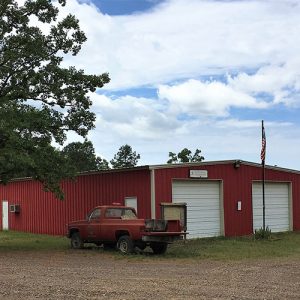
87, 208, 102, 241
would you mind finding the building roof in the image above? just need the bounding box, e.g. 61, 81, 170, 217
149, 159, 300, 175
7, 159, 300, 183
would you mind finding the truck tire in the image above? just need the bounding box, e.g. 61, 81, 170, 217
70, 232, 84, 249
117, 235, 134, 254
150, 242, 168, 255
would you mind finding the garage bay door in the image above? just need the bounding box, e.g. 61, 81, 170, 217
172, 181, 222, 238
252, 182, 290, 232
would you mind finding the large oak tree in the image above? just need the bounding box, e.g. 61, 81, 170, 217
0, 0, 110, 198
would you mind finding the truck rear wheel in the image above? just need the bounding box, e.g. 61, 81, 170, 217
117, 235, 134, 254
150, 242, 168, 255
71, 232, 84, 249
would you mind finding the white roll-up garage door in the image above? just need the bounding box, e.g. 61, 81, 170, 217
172, 180, 222, 238
252, 182, 290, 232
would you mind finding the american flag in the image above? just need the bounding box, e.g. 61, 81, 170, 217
261, 123, 266, 162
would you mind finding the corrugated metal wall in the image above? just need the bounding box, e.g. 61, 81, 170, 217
0, 168, 151, 235
2, 161, 300, 237
154, 162, 300, 237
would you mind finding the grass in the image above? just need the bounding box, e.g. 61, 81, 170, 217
1, 230, 300, 261
0, 230, 69, 251
166, 232, 300, 260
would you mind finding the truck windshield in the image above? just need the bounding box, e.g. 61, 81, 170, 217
105, 208, 137, 219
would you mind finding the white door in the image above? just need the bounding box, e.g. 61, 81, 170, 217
125, 197, 138, 213
2, 201, 9, 230
252, 182, 290, 232
172, 181, 222, 238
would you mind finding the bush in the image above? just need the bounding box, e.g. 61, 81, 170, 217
254, 227, 272, 240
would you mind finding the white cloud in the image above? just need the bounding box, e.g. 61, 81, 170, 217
214, 119, 293, 129
158, 79, 269, 116
228, 60, 300, 106
87, 97, 300, 170
56, 0, 300, 90
13, 0, 300, 170
84, 90, 298, 169
90, 93, 180, 139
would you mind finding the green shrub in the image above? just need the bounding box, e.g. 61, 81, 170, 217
254, 226, 272, 240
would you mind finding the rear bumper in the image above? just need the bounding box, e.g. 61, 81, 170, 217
141, 231, 187, 243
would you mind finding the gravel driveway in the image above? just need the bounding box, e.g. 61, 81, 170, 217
0, 250, 300, 299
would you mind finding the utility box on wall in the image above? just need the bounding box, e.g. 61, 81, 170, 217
160, 202, 187, 232
9, 204, 20, 213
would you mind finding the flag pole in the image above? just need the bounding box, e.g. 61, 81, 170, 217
261, 120, 266, 231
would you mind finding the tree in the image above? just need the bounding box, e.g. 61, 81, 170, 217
0, 0, 110, 198
190, 149, 205, 162
110, 144, 140, 169
62, 140, 110, 172
167, 148, 204, 164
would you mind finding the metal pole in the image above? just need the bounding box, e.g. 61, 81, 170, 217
262, 120, 266, 231
262, 159, 265, 231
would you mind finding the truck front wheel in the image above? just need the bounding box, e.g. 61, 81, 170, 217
70, 232, 84, 249
150, 242, 168, 255
117, 235, 134, 254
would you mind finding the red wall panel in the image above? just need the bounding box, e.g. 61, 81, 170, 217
154, 162, 300, 237
2, 161, 300, 238
0, 169, 151, 235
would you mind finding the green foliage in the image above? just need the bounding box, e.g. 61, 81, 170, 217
95, 156, 110, 170
110, 144, 140, 168
0, 0, 110, 198
254, 226, 272, 240
62, 140, 110, 172
167, 148, 204, 164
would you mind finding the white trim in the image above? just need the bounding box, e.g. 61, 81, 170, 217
2, 201, 9, 230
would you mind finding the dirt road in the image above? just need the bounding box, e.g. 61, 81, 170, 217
0, 250, 300, 299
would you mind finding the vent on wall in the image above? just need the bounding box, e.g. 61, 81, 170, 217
9, 204, 20, 213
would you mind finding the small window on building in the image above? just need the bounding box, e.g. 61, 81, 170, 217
125, 196, 138, 213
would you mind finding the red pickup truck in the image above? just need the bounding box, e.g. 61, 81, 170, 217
66, 205, 185, 254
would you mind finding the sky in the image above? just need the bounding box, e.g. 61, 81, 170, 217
53, 0, 300, 169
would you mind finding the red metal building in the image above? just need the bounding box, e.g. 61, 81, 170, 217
1, 160, 300, 238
